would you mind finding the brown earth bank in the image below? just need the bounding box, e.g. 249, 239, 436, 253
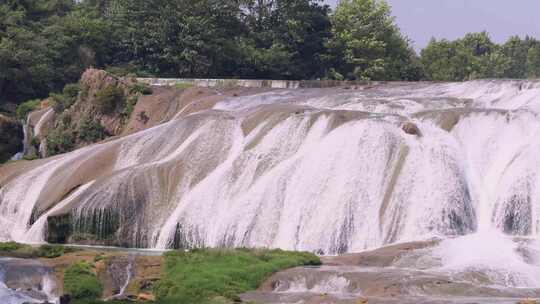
0, 247, 163, 302
43, 248, 162, 300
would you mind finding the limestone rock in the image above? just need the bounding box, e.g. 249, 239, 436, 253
402, 122, 422, 137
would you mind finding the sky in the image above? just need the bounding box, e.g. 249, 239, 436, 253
326, 0, 540, 51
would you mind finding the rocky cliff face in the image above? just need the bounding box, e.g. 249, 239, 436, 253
37, 69, 140, 157
26, 69, 240, 159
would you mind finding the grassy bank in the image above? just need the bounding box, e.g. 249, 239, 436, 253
0, 242, 75, 258
0, 243, 320, 304
154, 248, 321, 304
64, 261, 102, 301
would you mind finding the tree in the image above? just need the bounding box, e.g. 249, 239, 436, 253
324, 0, 419, 80
240, 0, 332, 79
527, 45, 540, 78
460, 31, 494, 57
0, 0, 113, 104
420, 39, 469, 81
421, 32, 509, 81
114, 0, 244, 77
500, 36, 539, 79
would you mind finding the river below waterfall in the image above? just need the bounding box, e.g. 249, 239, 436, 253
0, 258, 58, 304
243, 236, 540, 303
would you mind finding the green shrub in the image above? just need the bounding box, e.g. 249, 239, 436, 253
38, 244, 66, 258
50, 93, 67, 113
130, 83, 153, 95
154, 248, 321, 304
105, 65, 139, 77
94, 85, 125, 114
16, 99, 41, 120
46, 129, 75, 156
327, 68, 344, 81
50, 83, 80, 113
105, 65, 154, 78
64, 261, 103, 300
63, 83, 81, 99
60, 113, 72, 128
0, 242, 73, 258
78, 116, 106, 142
122, 96, 138, 121
0, 241, 26, 252
30, 136, 40, 148
0, 242, 36, 257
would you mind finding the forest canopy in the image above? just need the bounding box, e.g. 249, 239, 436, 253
1, 0, 540, 105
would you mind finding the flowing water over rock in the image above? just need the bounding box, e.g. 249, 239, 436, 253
0, 258, 58, 304
2, 80, 540, 300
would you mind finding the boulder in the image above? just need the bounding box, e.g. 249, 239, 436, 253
401, 122, 422, 137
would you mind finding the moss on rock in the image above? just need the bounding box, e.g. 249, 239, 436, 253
47, 214, 73, 244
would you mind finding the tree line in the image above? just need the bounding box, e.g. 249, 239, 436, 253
1, 0, 540, 105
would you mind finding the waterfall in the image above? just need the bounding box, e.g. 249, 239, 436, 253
1, 80, 540, 258
10, 120, 29, 161
117, 256, 134, 297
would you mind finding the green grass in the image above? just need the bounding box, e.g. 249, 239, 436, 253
154, 248, 321, 304
64, 261, 103, 300
0, 241, 26, 252
0, 242, 75, 258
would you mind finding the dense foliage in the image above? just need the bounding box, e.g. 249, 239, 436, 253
324, 0, 421, 80
1, 0, 540, 106
421, 32, 540, 81
0, 0, 114, 104
0, 114, 23, 162
155, 248, 321, 304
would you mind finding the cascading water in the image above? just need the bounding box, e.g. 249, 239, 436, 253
2, 80, 540, 297
0, 258, 58, 304
10, 120, 29, 161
